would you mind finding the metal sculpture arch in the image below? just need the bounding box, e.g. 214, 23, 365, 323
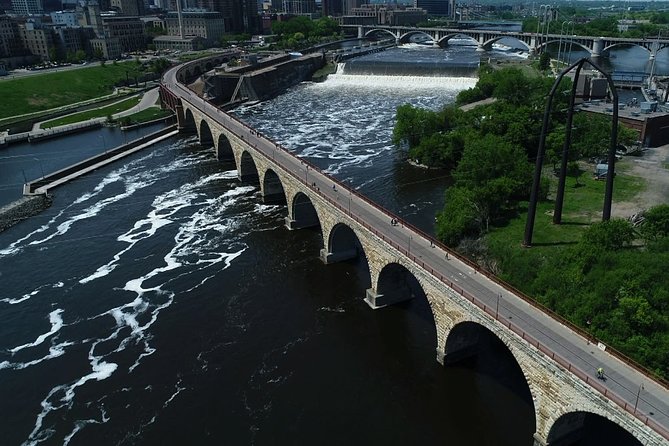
261, 169, 287, 204
547, 410, 643, 445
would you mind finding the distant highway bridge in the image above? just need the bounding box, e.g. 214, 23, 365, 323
344, 24, 669, 59
160, 53, 669, 445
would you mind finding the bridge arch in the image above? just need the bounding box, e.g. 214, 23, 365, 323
397, 30, 433, 44
205, 61, 213, 71
289, 191, 322, 230
444, 321, 536, 437
216, 132, 233, 161
539, 39, 591, 55
198, 119, 214, 147
322, 222, 371, 268
239, 150, 260, 184
261, 168, 287, 204
602, 42, 651, 56
481, 36, 531, 52
182, 107, 196, 133
546, 410, 643, 445
438, 33, 478, 47
364, 28, 397, 40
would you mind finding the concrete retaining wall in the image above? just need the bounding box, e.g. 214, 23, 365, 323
25, 125, 177, 195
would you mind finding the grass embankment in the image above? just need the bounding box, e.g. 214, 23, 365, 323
120, 108, 173, 125
41, 96, 142, 128
485, 163, 645, 283
0, 62, 140, 120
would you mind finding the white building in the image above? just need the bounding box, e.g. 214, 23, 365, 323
50, 10, 79, 27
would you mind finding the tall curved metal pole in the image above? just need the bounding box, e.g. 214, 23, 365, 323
523, 58, 582, 247
557, 21, 568, 68
524, 57, 619, 246
554, 59, 585, 224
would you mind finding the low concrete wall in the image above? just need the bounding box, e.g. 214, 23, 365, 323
25, 125, 178, 195
0, 195, 52, 233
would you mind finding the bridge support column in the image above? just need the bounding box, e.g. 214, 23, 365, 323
284, 216, 318, 230
358, 26, 363, 39
320, 248, 357, 264
533, 433, 548, 446
175, 105, 195, 134
591, 38, 604, 58
364, 287, 413, 309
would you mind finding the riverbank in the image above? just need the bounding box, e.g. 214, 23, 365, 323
1, 125, 177, 232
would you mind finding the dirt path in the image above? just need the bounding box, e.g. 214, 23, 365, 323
612, 144, 669, 218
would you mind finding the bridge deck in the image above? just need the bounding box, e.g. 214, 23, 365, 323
163, 65, 669, 442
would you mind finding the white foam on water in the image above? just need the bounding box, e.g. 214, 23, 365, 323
22, 339, 118, 445
9, 309, 64, 353
62, 407, 109, 446
79, 170, 243, 284
0, 341, 73, 371
2, 140, 209, 258
318, 73, 478, 91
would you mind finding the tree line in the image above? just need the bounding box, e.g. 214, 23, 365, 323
393, 65, 667, 377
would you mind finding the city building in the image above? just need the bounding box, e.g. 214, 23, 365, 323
19, 20, 54, 60
153, 34, 204, 51
165, 10, 225, 42
342, 3, 427, 26
0, 15, 24, 57
90, 35, 121, 58
50, 10, 79, 27
11, 0, 43, 15
414, 0, 449, 17
110, 0, 145, 16
281, 0, 315, 15
101, 15, 147, 52
168, 0, 258, 33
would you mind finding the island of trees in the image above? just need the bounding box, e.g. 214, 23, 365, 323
393, 65, 669, 379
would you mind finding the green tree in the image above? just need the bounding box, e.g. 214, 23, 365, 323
539, 52, 551, 71
640, 204, 669, 241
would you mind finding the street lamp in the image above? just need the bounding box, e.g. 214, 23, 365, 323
634, 383, 645, 413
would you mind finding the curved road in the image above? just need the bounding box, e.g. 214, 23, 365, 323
162, 64, 669, 442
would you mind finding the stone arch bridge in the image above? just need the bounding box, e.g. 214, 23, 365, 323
345, 25, 669, 58
160, 57, 669, 446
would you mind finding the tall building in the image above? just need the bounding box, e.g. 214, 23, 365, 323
165, 10, 224, 41
51, 10, 80, 27
414, 0, 449, 17
282, 0, 314, 15
110, 0, 146, 16
10, 0, 43, 15
321, 0, 342, 17
0, 15, 25, 57
101, 16, 147, 51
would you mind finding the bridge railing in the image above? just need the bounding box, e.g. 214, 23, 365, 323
163, 71, 669, 439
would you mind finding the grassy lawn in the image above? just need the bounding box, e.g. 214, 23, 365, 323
0, 62, 144, 119
119, 107, 173, 125
41, 96, 141, 128
485, 163, 646, 282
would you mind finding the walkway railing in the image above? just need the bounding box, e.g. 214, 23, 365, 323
164, 62, 669, 440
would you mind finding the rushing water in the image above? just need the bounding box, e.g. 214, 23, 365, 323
1, 41, 653, 445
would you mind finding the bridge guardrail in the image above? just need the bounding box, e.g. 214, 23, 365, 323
163, 63, 669, 439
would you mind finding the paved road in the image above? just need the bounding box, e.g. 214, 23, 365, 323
162, 65, 669, 441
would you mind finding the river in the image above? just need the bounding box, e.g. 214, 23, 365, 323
0, 41, 654, 446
